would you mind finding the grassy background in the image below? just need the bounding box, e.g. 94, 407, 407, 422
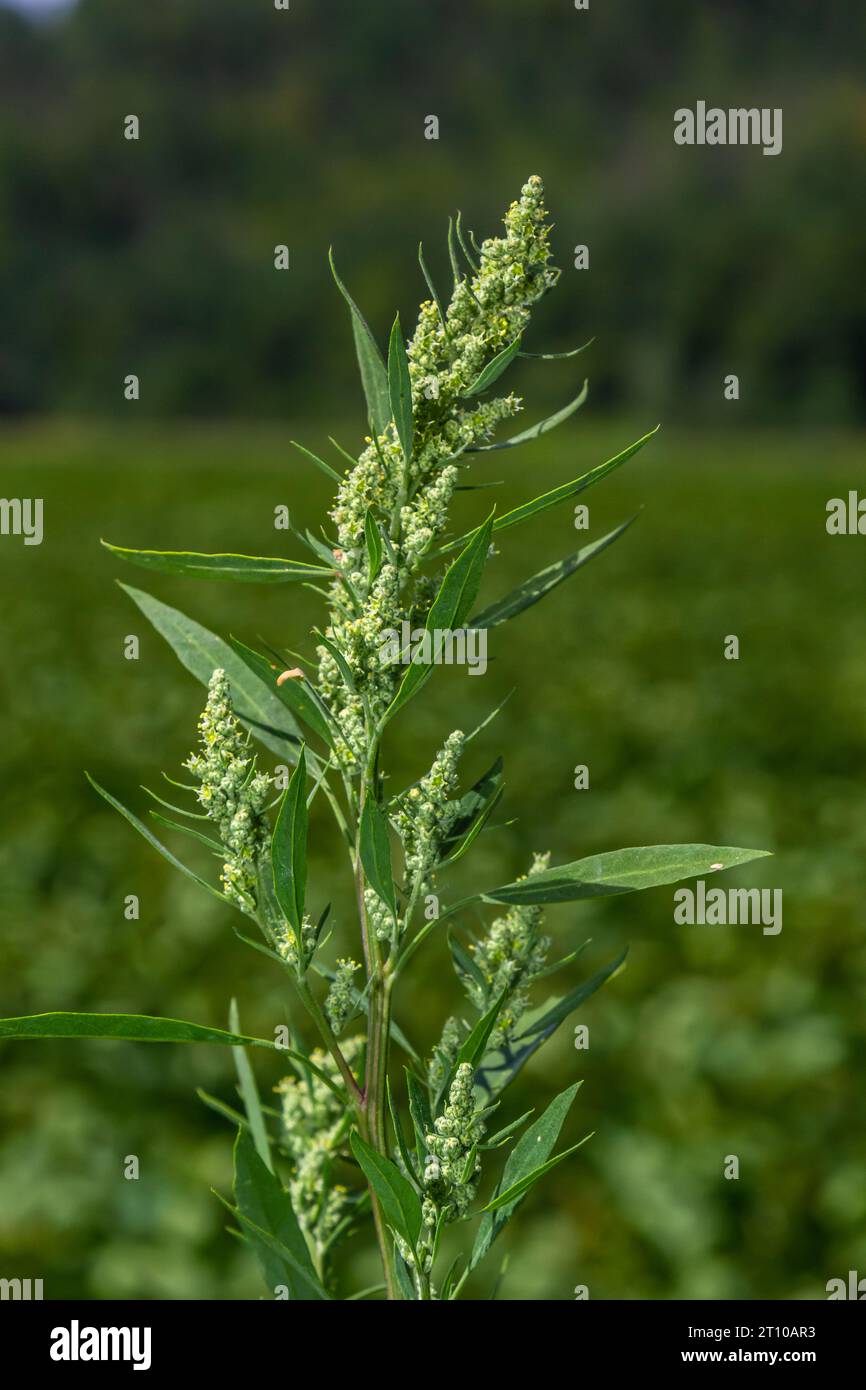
1, 414, 864, 1299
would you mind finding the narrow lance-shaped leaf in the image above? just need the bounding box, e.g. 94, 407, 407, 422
384, 512, 494, 721
101, 542, 330, 583
471, 1083, 582, 1271
480, 1133, 592, 1214
518, 336, 594, 360
441, 429, 656, 555
272, 749, 308, 933
0, 1012, 276, 1047
350, 1131, 423, 1250
364, 510, 383, 583
469, 515, 639, 630
229, 1129, 329, 1299
418, 242, 449, 333
466, 380, 589, 452
475, 948, 628, 1100
360, 795, 397, 920
462, 337, 522, 396
118, 583, 305, 760
388, 313, 414, 463
328, 248, 390, 436
229, 998, 272, 1172
483, 843, 772, 906
86, 773, 230, 905
229, 637, 334, 749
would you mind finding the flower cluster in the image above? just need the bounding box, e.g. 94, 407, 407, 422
470, 852, 552, 1046
325, 958, 360, 1035
318, 177, 557, 770
276, 1040, 361, 1261
393, 730, 466, 885
184, 669, 271, 909
274, 913, 319, 972
422, 1063, 486, 1228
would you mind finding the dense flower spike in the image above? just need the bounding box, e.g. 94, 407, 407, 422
422, 1062, 486, 1227
319, 176, 558, 770
325, 958, 360, 1034
184, 669, 271, 908
394, 730, 466, 885
470, 852, 553, 1045
276, 1040, 362, 1262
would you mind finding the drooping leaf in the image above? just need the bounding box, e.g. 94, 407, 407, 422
462, 337, 521, 396
0, 1012, 275, 1047
350, 1131, 422, 1249
483, 843, 772, 905
87, 774, 229, 904
229, 999, 272, 1172
272, 750, 308, 933
360, 795, 397, 919
229, 637, 333, 749
385, 512, 494, 720
118, 583, 305, 759
229, 1130, 328, 1299
466, 380, 589, 452
328, 248, 390, 436
101, 542, 329, 583
387, 314, 414, 463
475, 948, 628, 1099
471, 1083, 582, 1270
469, 515, 639, 630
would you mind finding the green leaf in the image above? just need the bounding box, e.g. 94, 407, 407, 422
480, 1134, 592, 1213
463, 337, 522, 396
350, 1131, 422, 1249
483, 843, 772, 906
518, 337, 594, 360
417, 242, 449, 333
471, 1083, 582, 1270
469, 515, 639, 630
442, 430, 657, 557
436, 990, 508, 1111
272, 749, 308, 933
405, 1067, 433, 1169
360, 795, 397, 920
387, 1078, 420, 1188
290, 438, 343, 484
467, 380, 589, 452
230, 1130, 328, 1299
118, 583, 305, 759
475, 948, 627, 1100
437, 757, 504, 867
229, 637, 333, 749
229, 999, 272, 1172
387, 314, 414, 463
101, 542, 330, 583
385, 512, 494, 721
0, 1012, 275, 1047
364, 510, 383, 583
86, 774, 229, 904
328, 248, 390, 436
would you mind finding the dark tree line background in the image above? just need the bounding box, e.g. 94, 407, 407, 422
1, 0, 863, 422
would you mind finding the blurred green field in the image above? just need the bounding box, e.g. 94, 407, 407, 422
1, 414, 865, 1299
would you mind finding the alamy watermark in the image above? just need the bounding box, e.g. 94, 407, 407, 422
674, 102, 782, 157
674, 880, 782, 935
0, 497, 42, 545
378, 622, 487, 675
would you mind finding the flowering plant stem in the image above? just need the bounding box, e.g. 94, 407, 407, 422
0, 176, 771, 1301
